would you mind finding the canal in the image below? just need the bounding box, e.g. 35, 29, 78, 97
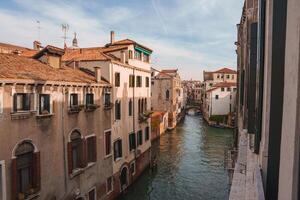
119, 115, 233, 200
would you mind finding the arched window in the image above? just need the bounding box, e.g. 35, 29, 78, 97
166, 90, 170, 100
68, 131, 84, 174
12, 141, 40, 198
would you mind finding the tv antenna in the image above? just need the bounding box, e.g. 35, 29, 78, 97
61, 23, 69, 47
36, 20, 41, 41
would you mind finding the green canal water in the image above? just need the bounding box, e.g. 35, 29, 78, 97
119, 115, 233, 200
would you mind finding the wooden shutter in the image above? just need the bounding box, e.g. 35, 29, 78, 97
13, 93, 17, 112
67, 143, 73, 174
92, 136, 97, 162
25, 94, 31, 110
32, 151, 41, 191
247, 23, 258, 134
11, 158, 17, 200
80, 139, 87, 168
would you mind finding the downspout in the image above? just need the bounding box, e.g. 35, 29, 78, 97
61, 87, 68, 193
133, 67, 136, 147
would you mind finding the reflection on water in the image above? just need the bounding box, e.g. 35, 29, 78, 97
118, 115, 233, 200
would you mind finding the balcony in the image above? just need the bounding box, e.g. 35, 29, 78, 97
104, 102, 114, 110
139, 111, 152, 123
85, 104, 99, 112
68, 105, 83, 114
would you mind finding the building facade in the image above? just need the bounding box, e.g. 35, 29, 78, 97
63, 31, 152, 198
151, 69, 183, 129
0, 45, 113, 200
230, 0, 300, 199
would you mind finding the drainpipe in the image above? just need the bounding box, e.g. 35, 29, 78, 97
133, 67, 136, 153
61, 87, 68, 193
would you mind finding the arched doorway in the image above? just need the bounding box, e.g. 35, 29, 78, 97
120, 166, 128, 191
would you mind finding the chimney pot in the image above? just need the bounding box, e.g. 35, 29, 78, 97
33, 41, 41, 50
110, 31, 115, 44
94, 67, 101, 83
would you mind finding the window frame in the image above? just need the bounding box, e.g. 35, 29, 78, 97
87, 187, 97, 200
145, 127, 150, 141
86, 135, 97, 164
146, 77, 150, 87
137, 130, 143, 146
129, 132, 136, 151
130, 161, 136, 176
136, 76, 142, 87
129, 75, 135, 87
104, 130, 112, 157
113, 139, 122, 161
215, 95, 219, 99
13, 93, 31, 112
39, 94, 51, 115
115, 72, 120, 87
106, 176, 113, 194
115, 100, 121, 120
70, 93, 79, 107
128, 99, 133, 116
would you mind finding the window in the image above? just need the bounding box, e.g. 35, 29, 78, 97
104, 92, 111, 107
115, 72, 120, 87
39, 94, 50, 114
136, 76, 142, 87
106, 177, 113, 194
137, 130, 143, 146
86, 93, 94, 106
88, 188, 96, 200
143, 54, 149, 63
115, 100, 121, 120
129, 133, 136, 151
215, 95, 219, 99
70, 93, 79, 107
129, 75, 135, 87
151, 81, 154, 85
166, 90, 170, 100
12, 141, 40, 198
105, 131, 111, 156
221, 87, 225, 92
233, 88, 237, 92
146, 77, 150, 87
134, 50, 142, 60
217, 75, 220, 79
130, 162, 136, 175
226, 74, 230, 79
13, 93, 31, 112
128, 99, 133, 116
87, 136, 97, 163
232, 75, 234, 80
144, 98, 147, 111
227, 87, 231, 91
128, 50, 133, 59
145, 127, 150, 141
113, 140, 122, 160
68, 131, 84, 173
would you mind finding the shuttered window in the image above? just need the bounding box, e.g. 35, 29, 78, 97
105, 131, 111, 156
13, 93, 31, 112
115, 72, 120, 87
137, 130, 143, 146
129, 99, 133, 116
70, 94, 79, 107
247, 22, 258, 134
39, 94, 50, 114
113, 140, 122, 160
145, 127, 150, 141
136, 76, 142, 87
129, 75, 135, 87
68, 131, 86, 174
115, 100, 121, 120
146, 77, 150, 87
129, 133, 136, 151
87, 136, 97, 163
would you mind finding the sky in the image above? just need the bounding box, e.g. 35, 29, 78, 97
0, 0, 244, 80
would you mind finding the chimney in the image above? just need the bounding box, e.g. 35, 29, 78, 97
110, 31, 115, 44
33, 41, 41, 50
121, 51, 126, 63
94, 67, 101, 83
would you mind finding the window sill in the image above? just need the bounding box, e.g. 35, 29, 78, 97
86, 162, 96, 169
11, 111, 32, 120
114, 157, 123, 163
85, 105, 100, 112
104, 154, 112, 159
36, 113, 54, 119
70, 168, 84, 178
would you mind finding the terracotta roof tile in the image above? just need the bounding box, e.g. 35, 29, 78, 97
214, 67, 237, 74
0, 53, 108, 84
0, 42, 37, 57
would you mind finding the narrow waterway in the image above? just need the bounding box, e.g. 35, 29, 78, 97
119, 115, 233, 200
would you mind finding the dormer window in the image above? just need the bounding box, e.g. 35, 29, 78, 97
13, 93, 31, 112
